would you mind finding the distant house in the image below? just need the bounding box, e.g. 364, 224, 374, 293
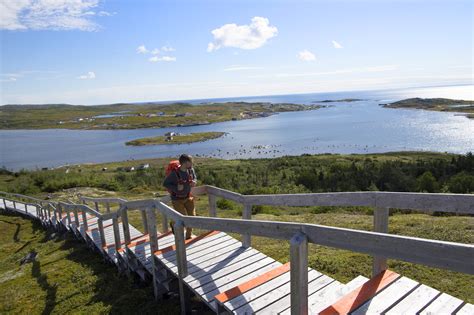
124, 166, 135, 172
164, 132, 176, 137
137, 164, 150, 170
157, 112, 165, 116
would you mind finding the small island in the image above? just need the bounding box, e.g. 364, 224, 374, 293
381, 98, 474, 119
125, 131, 225, 146
312, 98, 364, 103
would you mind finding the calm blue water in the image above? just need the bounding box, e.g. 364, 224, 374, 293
1, 84, 473, 170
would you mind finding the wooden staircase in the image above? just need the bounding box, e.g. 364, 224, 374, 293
1, 189, 473, 314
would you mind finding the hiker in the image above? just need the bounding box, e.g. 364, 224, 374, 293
163, 154, 197, 239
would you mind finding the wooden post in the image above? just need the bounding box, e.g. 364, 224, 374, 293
97, 217, 107, 247
147, 208, 159, 252
12, 200, 16, 210
73, 208, 79, 227
290, 232, 308, 315
373, 206, 390, 276
121, 207, 131, 245
81, 210, 88, 233
66, 207, 72, 227
174, 220, 190, 314
106, 202, 111, 213
112, 216, 121, 251
94, 201, 100, 213
162, 214, 169, 233
242, 203, 252, 247
146, 207, 161, 299
2, 198, 7, 211
208, 194, 217, 217
25, 203, 29, 215
141, 209, 149, 234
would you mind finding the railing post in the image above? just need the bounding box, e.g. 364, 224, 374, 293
147, 208, 159, 251
146, 207, 161, 299
373, 206, 389, 276
94, 201, 100, 213
162, 214, 169, 233
2, 198, 7, 211
141, 209, 149, 234
290, 232, 308, 315
242, 203, 252, 247
97, 217, 107, 247
174, 220, 190, 314
82, 210, 88, 233
12, 200, 17, 210
73, 208, 80, 227
66, 206, 72, 227
106, 202, 111, 213
112, 215, 121, 251
208, 194, 217, 217
121, 206, 131, 245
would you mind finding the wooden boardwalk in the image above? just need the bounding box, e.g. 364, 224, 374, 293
1, 189, 473, 314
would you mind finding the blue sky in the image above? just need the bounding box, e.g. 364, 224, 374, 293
1, 0, 472, 105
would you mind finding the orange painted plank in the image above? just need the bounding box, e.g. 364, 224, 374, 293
118, 230, 174, 253
319, 270, 400, 315
214, 262, 291, 304
153, 230, 220, 256
104, 232, 149, 250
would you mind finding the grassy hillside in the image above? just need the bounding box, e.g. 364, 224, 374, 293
0, 152, 473, 311
0, 212, 211, 314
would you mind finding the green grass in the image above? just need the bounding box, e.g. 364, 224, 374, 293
0, 212, 212, 314
125, 132, 225, 146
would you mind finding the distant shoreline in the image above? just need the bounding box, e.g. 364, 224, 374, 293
125, 131, 226, 146
381, 98, 474, 119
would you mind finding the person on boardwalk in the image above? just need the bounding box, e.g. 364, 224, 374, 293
163, 154, 197, 239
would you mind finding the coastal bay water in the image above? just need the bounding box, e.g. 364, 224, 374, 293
1, 84, 473, 170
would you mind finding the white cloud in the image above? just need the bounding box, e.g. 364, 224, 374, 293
207, 16, 278, 52
0, 0, 112, 31
0, 77, 18, 83
298, 49, 316, 62
224, 65, 263, 71
149, 56, 176, 62
332, 40, 343, 49
161, 45, 175, 52
77, 71, 96, 79
151, 48, 160, 55
136, 45, 149, 54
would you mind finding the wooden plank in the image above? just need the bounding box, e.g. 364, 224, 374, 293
159, 236, 239, 267
252, 272, 331, 315
420, 292, 464, 314
456, 303, 474, 315
183, 247, 260, 275
351, 276, 419, 314
222, 270, 292, 312
280, 276, 368, 315
386, 284, 440, 314
162, 235, 237, 263
188, 254, 273, 289
319, 270, 400, 315
154, 230, 221, 257
199, 261, 282, 308
373, 206, 389, 276
185, 251, 266, 284
208, 194, 217, 217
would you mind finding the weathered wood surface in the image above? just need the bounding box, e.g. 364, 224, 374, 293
2, 190, 473, 315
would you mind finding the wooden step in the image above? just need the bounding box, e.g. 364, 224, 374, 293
319, 270, 400, 315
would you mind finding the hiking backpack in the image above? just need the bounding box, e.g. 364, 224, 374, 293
164, 160, 194, 197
